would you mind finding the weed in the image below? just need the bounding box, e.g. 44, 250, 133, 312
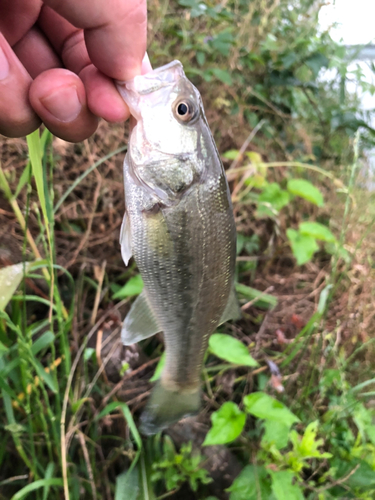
1, 1, 375, 499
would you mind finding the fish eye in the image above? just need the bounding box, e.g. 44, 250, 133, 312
174, 99, 197, 123
178, 102, 188, 115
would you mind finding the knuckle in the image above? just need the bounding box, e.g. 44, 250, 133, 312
0, 111, 40, 138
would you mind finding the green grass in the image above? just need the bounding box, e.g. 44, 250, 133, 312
0, 118, 375, 500
1, 0, 375, 498
0, 132, 137, 500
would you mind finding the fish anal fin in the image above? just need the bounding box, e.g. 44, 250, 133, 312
219, 287, 241, 325
122, 291, 161, 345
120, 211, 132, 266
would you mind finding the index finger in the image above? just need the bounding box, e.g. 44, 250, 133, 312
42, 0, 147, 81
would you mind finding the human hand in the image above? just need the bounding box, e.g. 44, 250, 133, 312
0, 0, 150, 142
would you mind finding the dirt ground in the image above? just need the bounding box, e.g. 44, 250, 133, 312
1, 118, 374, 422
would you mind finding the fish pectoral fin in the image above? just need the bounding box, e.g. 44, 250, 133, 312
120, 211, 132, 266
219, 286, 241, 325
122, 291, 161, 345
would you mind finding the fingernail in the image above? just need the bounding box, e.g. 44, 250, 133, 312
0, 46, 10, 81
41, 86, 82, 122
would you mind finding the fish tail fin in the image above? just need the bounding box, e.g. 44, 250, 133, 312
140, 382, 200, 436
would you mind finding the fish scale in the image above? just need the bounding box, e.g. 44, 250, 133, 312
117, 60, 239, 434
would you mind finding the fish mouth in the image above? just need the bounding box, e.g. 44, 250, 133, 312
116, 60, 186, 124
117, 60, 185, 99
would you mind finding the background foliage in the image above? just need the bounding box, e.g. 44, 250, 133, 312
1, 0, 375, 499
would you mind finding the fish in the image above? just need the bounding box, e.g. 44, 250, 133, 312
117, 60, 239, 435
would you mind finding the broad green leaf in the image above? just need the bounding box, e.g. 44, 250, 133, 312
203, 402, 246, 446
150, 352, 166, 382
34, 359, 58, 393
210, 31, 234, 56
246, 111, 259, 128
211, 68, 233, 85
83, 347, 96, 362
0, 262, 33, 311
227, 465, 273, 500
237, 234, 260, 255
244, 392, 300, 427
115, 467, 139, 500
258, 183, 290, 211
262, 33, 279, 51
244, 174, 267, 189
325, 241, 351, 262
113, 275, 144, 299
31, 331, 55, 356
235, 283, 277, 309
209, 334, 258, 367
10, 478, 64, 500
282, 52, 298, 69
305, 53, 329, 77
262, 420, 290, 449
270, 471, 304, 500
287, 179, 324, 207
295, 65, 313, 83
222, 149, 240, 160
196, 51, 205, 66
286, 229, 319, 265
246, 151, 263, 164
292, 421, 332, 459
299, 221, 336, 242
347, 460, 375, 488
331, 457, 375, 489
178, 0, 207, 18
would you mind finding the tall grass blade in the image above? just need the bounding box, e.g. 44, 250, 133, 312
26, 130, 51, 248
235, 283, 277, 309
31, 331, 55, 355
14, 162, 31, 199
43, 463, 55, 500
33, 359, 58, 393
10, 478, 64, 500
98, 401, 142, 450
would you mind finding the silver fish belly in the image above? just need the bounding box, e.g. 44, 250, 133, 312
117, 61, 239, 434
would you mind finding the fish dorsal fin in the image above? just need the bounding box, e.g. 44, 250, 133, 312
122, 291, 161, 345
219, 286, 241, 325
120, 211, 132, 266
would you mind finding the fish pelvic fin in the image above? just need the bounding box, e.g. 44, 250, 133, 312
140, 382, 200, 436
219, 286, 241, 325
122, 291, 161, 345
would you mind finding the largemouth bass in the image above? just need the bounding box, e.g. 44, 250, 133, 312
117, 61, 239, 435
